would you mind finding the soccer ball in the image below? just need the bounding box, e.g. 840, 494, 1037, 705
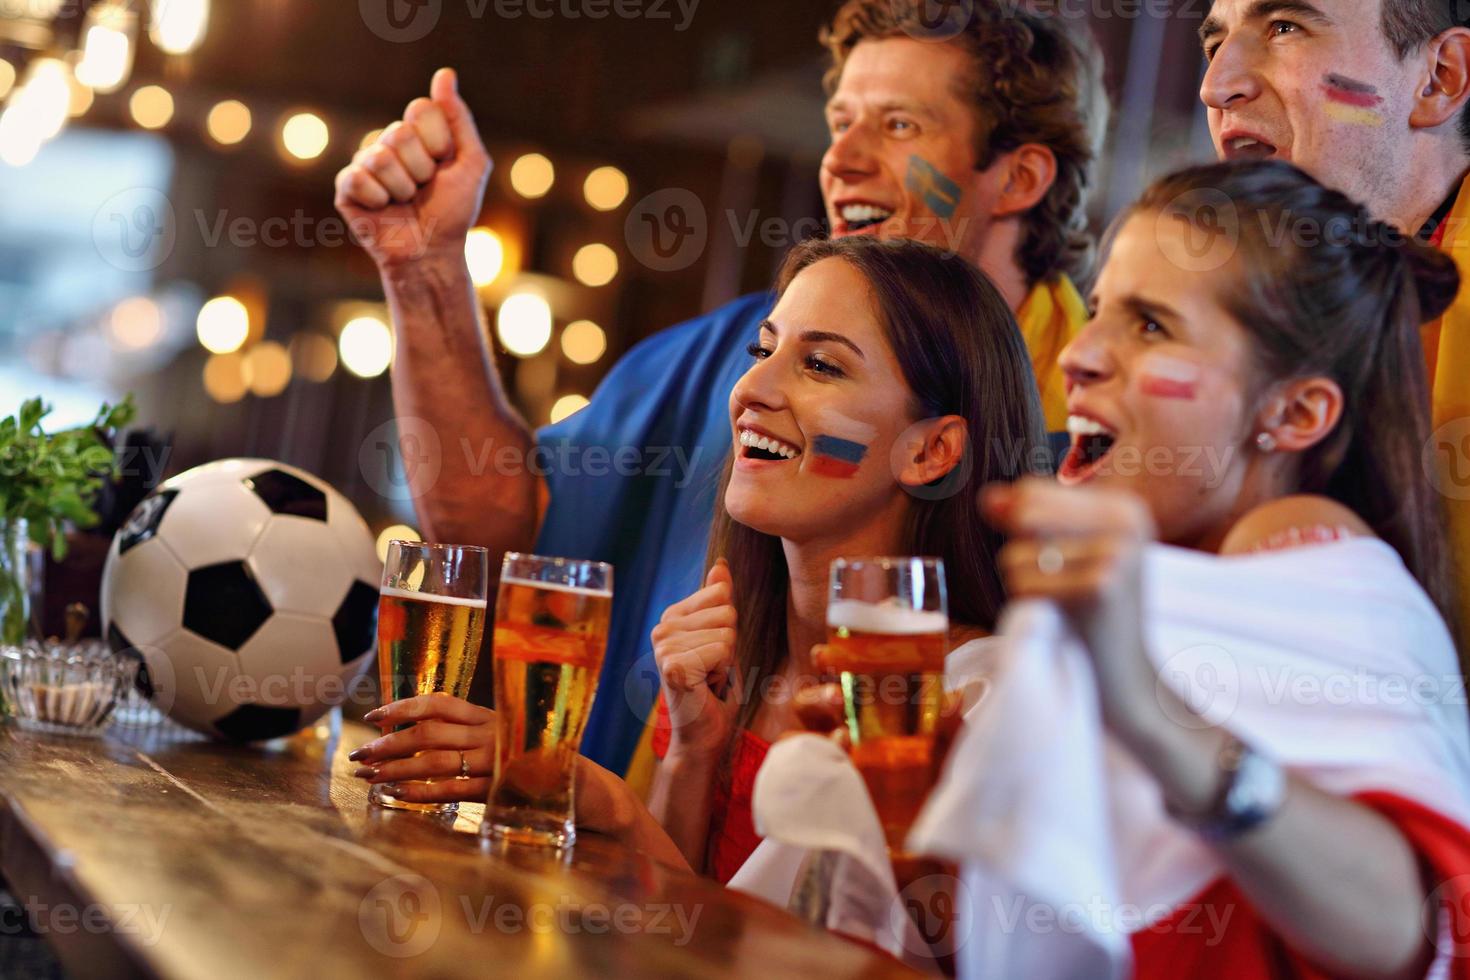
101, 459, 382, 741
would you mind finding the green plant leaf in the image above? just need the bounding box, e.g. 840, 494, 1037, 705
0, 393, 137, 556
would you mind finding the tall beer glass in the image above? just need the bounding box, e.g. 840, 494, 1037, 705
820, 557, 948, 851
370, 540, 488, 813
482, 553, 612, 848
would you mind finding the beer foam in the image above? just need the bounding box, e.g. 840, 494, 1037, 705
499, 576, 612, 599
380, 587, 488, 609
826, 600, 947, 635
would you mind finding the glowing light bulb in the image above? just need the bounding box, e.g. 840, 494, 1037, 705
206, 100, 251, 146
560, 320, 606, 365
281, 112, 329, 161
150, 0, 210, 55
549, 394, 590, 424
509, 153, 554, 199
339, 316, 393, 378
245, 341, 292, 397
130, 85, 174, 130
496, 293, 553, 357
583, 166, 629, 211
465, 228, 505, 286
375, 524, 420, 562
572, 243, 618, 287
196, 296, 249, 354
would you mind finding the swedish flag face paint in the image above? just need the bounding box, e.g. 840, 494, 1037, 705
904, 155, 963, 220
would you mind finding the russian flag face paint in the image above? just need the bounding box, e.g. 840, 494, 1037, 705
810, 436, 868, 477
1322, 73, 1385, 127
809, 409, 877, 479
1138, 353, 1201, 400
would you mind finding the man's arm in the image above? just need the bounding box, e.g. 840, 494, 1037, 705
380, 255, 537, 553
334, 68, 541, 557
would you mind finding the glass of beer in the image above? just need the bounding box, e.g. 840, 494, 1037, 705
370, 540, 488, 813
819, 557, 948, 852
482, 553, 612, 848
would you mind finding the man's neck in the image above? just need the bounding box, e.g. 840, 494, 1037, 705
1383, 150, 1470, 234
970, 220, 1033, 313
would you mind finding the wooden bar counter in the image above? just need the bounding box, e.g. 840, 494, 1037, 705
0, 717, 916, 979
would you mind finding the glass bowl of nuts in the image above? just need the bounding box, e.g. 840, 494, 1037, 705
0, 640, 140, 737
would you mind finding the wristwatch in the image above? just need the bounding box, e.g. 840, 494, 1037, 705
1167, 733, 1287, 842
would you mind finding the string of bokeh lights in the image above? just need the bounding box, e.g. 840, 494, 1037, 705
2, 1, 628, 428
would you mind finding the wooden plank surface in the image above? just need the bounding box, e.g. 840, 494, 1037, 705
0, 718, 916, 980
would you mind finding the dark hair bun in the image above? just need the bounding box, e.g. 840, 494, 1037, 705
1401, 241, 1461, 323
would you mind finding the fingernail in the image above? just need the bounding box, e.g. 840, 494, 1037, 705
347, 747, 367, 762
353, 766, 379, 779
363, 708, 384, 722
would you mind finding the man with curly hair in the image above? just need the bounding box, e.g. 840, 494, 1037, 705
334, 0, 1108, 778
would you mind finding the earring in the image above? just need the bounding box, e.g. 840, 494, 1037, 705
1255, 431, 1277, 453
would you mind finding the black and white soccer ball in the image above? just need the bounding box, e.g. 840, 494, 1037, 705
101, 459, 382, 741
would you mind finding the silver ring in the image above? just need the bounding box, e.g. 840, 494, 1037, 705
1036, 544, 1065, 576
456, 751, 470, 780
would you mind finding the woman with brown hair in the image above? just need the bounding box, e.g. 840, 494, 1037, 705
349, 236, 1047, 878
914, 160, 1470, 979
647, 234, 1045, 881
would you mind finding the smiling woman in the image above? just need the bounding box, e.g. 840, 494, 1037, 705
645, 235, 1048, 881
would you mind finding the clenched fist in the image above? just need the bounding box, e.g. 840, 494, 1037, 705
651, 560, 740, 760
982, 477, 1160, 734
334, 67, 491, 269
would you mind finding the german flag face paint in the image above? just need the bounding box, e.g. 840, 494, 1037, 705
1322, 73, 1385, 127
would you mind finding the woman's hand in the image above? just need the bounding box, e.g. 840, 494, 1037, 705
981, 478, 1161, 739
791, 670, 846, 739
651, 560, 740, 760
349, 692, 495, 804
789, 658, 967, 777
349, 693, 688, 866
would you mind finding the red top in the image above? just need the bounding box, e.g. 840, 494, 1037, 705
1132, 791, 1470, 979
651, 697, 771, 884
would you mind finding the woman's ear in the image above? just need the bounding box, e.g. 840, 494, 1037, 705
1255, 376, 1344, 454
894, 416, 969, 487
989, 143, 1058, 219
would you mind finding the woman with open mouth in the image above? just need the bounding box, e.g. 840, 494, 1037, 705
917, 160, 1470, 979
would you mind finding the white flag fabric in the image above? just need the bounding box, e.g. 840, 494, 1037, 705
728, 638, 998, 967
909, 537, 1470, 979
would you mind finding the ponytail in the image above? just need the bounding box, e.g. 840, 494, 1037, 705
1323, 238, 1459, 642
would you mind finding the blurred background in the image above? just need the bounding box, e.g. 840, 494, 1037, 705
0, 0, 1215, 551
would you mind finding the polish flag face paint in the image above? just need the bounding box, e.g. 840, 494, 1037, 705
1138, 354, 1201, 400
809, 409, 877, 479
